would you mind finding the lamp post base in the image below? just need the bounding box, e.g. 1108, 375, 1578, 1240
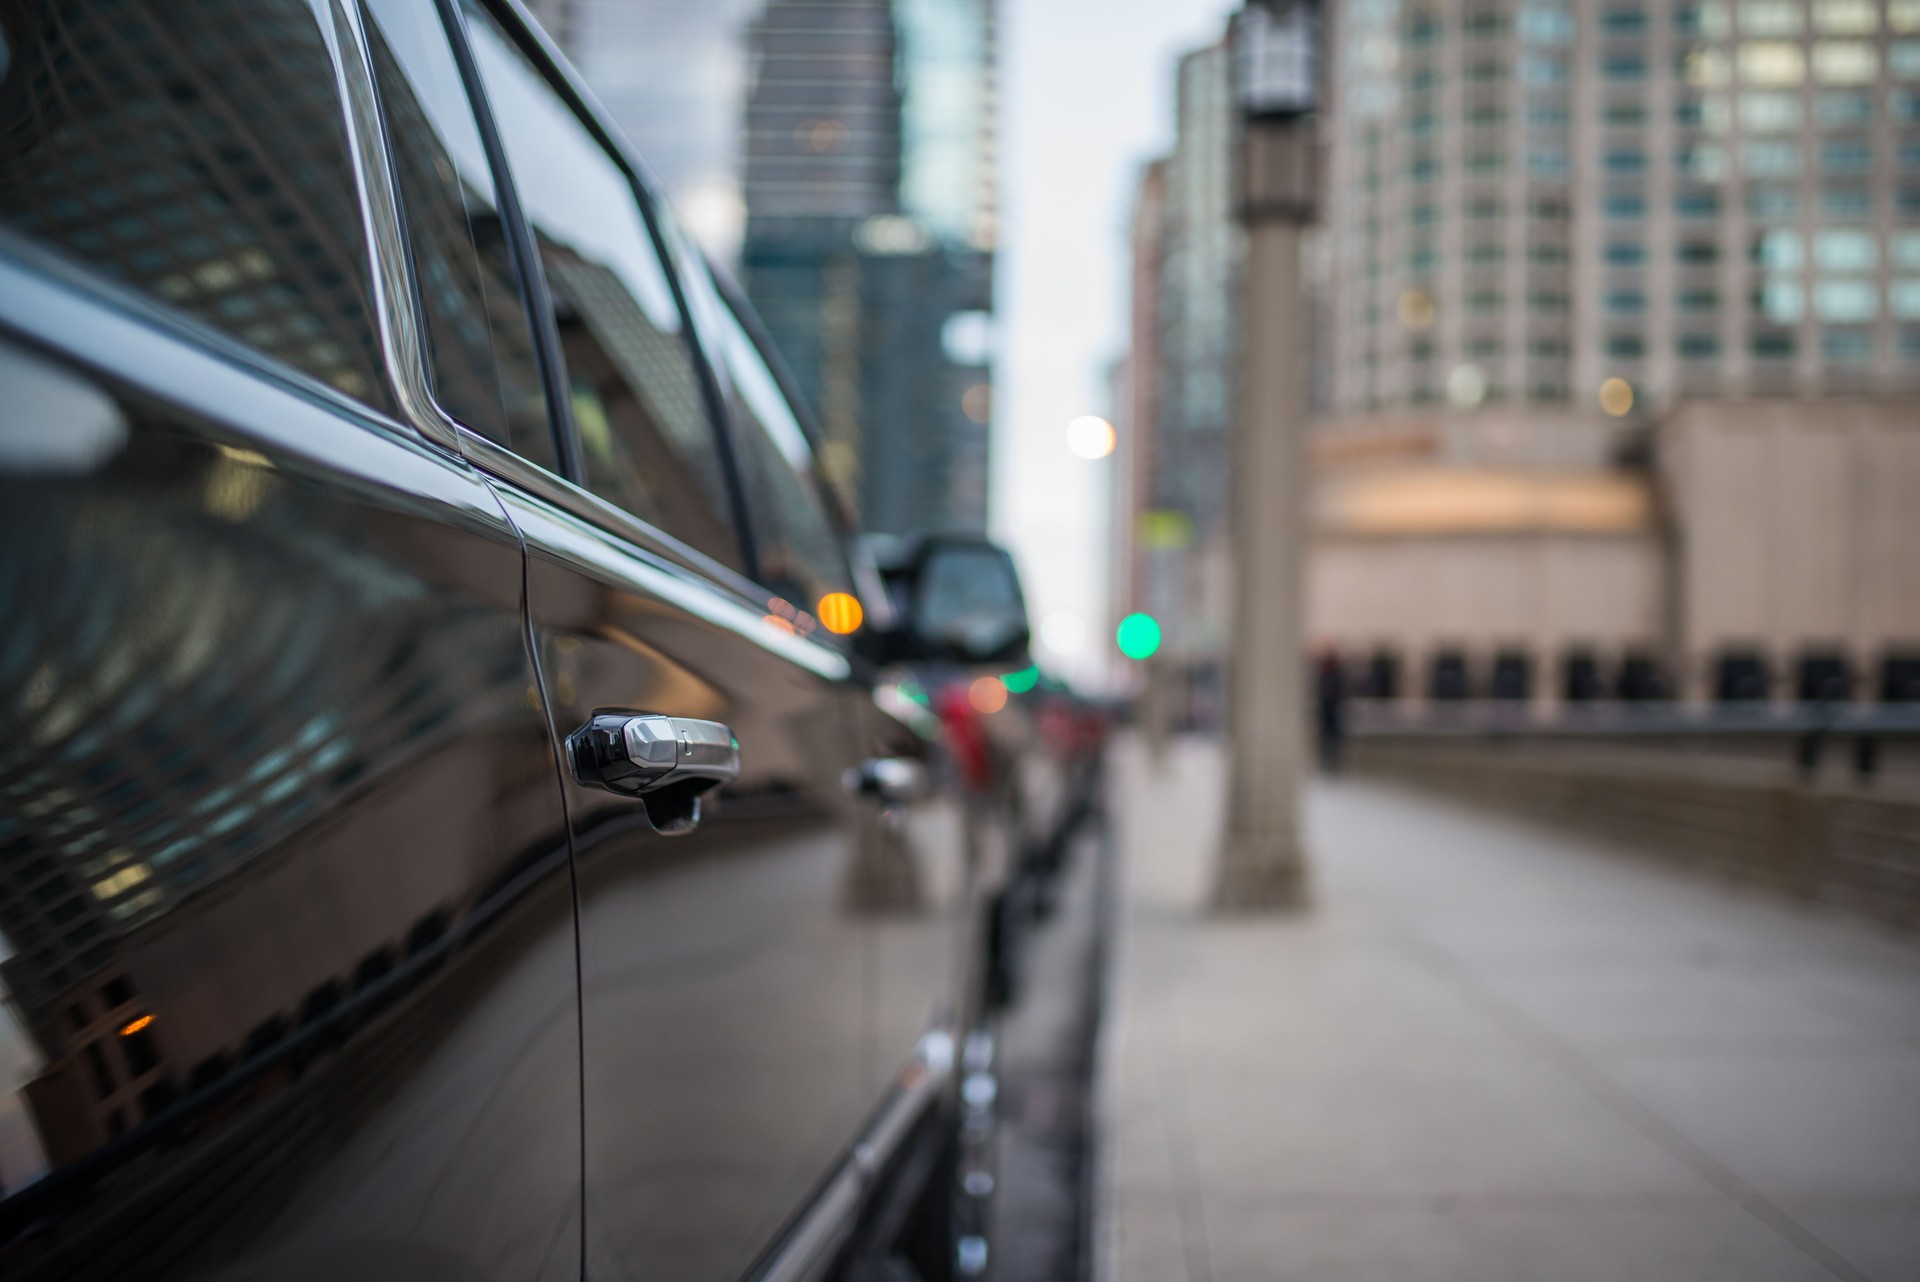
1213, 831, 1310, 911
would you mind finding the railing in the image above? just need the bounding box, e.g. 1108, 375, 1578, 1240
1348, 700, 1920, 784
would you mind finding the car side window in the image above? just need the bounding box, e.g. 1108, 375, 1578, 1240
708, 281, 857, 615
362, 0, 553, 467
458, 1, 742, 574
0, 0, 391, 411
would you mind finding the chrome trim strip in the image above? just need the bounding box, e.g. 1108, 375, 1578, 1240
320, 0, 466, 455
0, 256, 503, 527
749, 1031, 954, 1282
457, 427, 785, 609
493, 485, 854, 683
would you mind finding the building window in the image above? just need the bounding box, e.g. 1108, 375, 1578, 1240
1822, 185, 1873, 219
1678, 288, 1720, 312
1822, 328, 1875, 362
1467, 243, 1505, 265
1675, 189, 1721, 217
1678, 144, 1728, 181
1678, 333, 1720, 358
1528, 148, 1571, 178
1815, 280, 1878, 322
1466, 290, 1504, 314
1823, 140, 1874, 173
1606, 241, 1646, 265
1604, 55, 1648, 80
1751, 331, 1796, 359
1757, 228, 1804, 269
1428, 651, 1471, 701
1743, 140, 1800, 177
1605, 148, 1648, 173
1748, 185, 1799, 217
1742, 1, 1803, 36
1603, 8, 1648, 33
1761, 280, 1804, 322
1607, 334, 1645, 358
1492, 652, 1532, 702
1896, 232, 1920, 268
1740, 42, 1806, 86
1815, 229, 1878, 270
1815, 1, 1878, 36
1605, 192, 1647, 218
1677, 241, 1719, 265
1686, 48, 1732, 88
1464, 9, 1506, 38
1530, 242, 1569, 264
1607, 290, 1647, 313
1604, 101, 1649, 127
1812, 42, 1877, 84
1818, 90, 1875, 125
1530, 290, 1569, 312
1894, 43, 1920, 80
1520, 6, 1575, 43
1738, 91, 1801, 131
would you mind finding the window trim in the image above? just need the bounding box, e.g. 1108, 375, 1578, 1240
449, 0, 764, 584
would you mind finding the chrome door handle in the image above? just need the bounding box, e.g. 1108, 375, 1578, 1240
844, 757, 927, 806
567, 712, 740, 835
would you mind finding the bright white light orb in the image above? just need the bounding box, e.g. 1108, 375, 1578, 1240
1040, 610, 1087, 655
1065, 415, 1117, 460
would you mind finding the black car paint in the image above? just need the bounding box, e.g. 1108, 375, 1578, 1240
0, 1, 1005, 1278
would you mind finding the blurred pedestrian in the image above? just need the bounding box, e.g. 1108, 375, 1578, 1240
1315, 648, 1346, 774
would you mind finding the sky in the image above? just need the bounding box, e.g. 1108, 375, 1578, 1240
992, 0, 1236, 689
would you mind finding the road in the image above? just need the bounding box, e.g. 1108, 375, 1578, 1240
1104, 736, 1920, 1282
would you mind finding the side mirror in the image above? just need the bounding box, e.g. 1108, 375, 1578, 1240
868, 534, 1030, 666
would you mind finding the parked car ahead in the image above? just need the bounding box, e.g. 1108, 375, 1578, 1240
0, 2, 1060, 1279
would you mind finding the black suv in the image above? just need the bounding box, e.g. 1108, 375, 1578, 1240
0, 2, 1039, 1278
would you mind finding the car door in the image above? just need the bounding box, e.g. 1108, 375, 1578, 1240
0, 1, 581, 1277
447, 7, 889, 1279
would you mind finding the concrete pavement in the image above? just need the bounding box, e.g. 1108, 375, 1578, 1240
1102, 737, 1920, 1282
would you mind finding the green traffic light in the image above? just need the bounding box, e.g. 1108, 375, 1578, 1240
1116, 612, 1162, 661
1001, 665, 1040, 694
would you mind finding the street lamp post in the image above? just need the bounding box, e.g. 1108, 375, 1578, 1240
1215, 0, 1320, 910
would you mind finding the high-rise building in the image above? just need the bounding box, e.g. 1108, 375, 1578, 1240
739, 0, 997, 536
1117, 2, 1920, 710
1114, 44, 1242, 719
1329, 0, 1920, 422
1310, 0, 1920, 705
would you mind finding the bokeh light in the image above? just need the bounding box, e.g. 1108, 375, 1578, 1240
1001, 665, 1040, 694
968, 675, 1008, 714
1116, 612, 1162, 661
1598, 376, 1634, 417
1040, 609, 1086, 655
816, 591, 864, 635
1066, 415, 1117, 460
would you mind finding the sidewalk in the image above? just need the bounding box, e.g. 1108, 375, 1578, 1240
1102, 736, 1920, 1282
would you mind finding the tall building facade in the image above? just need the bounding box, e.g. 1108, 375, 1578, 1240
1114, 44, 1242, 719
740, 0, 996, 536
1118, 2, 1920, 710
1309, 0, 1920, 705
1329, 0, 1920, 422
